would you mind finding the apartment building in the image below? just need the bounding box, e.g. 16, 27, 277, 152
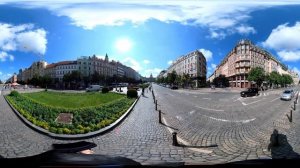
211, 39, 293, 88
17, 61, 47, 82
45, 61, 78, 81
167, 50, 206, 87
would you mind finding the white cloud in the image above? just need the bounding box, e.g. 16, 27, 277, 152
0, 51, 14, 62
17, 29, 47, 54
144, 68, 162, 78
143, 59, 150, 64
4, 1, 300, 38
122, 57, 142, 72
198, 48, 213, 61
262, 22, 300, 62
236, 25, 256, 35
167, 60, 173, 65
0, 72, 12, 82
0, 22, 47, 59
211, 63, 217, 69
277, 50, 300, 61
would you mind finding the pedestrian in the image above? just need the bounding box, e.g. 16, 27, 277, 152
142, 87, 145, 96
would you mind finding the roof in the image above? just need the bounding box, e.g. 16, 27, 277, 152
46, 61, 77, 69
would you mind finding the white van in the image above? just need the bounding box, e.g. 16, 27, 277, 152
86, 85, 102, 92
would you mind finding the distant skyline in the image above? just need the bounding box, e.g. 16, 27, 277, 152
1, 0, 300, 81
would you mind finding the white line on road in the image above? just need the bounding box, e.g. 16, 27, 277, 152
168, 93, 174, 97
189, 110, 195, 115
204, 115, 256, 123
202, 98, 211, 100
162, 117, 213, 154
269, 97, 280, 102
233, 97, 242, 102
176, 115, 183, 121
195, 105, 224, 112
194, 95, 197, 98
239, 98, 264, 106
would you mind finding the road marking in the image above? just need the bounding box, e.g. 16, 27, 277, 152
194, 95, 197, 98
202, 98, 211, 100
195, 105, 224, 112
204, 115, 256, 123
162, 117, 213, 154
240, 98, 264, 106
168, 93, 174, 97
269, 97, 280, 102
189, 110, 195, 115
233, 97, 242, 102
176, 115, 183, 121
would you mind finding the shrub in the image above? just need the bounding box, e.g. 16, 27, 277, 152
127, 89, 138, 98
5, 93, 135, 134
102, 87, 109, 93
9, 90, 19, 97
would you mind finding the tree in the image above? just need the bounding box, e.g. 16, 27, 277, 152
167, 70, 177, 85
247, 67, 265, 88
91, 71, 101, 84
213, 75, 229, 87
281, 74, 293, 87
181, 73, 191, 88
268, 71, 280, 88
40, 75, 52, 88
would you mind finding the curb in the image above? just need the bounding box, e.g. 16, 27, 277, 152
4, 94, 141, 140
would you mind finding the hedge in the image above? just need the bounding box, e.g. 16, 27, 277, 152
6, 92, 135, 134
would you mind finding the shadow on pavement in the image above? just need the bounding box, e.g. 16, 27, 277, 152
268, 129, 300, 159
180, 144, 218, 148
142, 95, 148, 98
161, 123, 178, 131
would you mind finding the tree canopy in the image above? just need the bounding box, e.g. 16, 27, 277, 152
247, 67, 265, 87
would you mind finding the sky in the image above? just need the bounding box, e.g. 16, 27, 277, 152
1, 0, 300, 81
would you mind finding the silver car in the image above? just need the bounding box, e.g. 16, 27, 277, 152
280, 90, 294, 101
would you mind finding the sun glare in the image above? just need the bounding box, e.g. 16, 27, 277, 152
115, 38, 132, 53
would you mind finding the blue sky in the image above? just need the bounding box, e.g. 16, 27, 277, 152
1, 0, 300, 81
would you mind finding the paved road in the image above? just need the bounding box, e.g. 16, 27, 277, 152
0, 87, 220, 164
154, 84, 300, 161
1, 85, 300, 165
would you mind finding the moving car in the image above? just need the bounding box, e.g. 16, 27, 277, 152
86, 85, 102, 92
280, 90, 294, 101
240, 88, 259, 97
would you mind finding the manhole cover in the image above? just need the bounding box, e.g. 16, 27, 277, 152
55, 113, 73, 124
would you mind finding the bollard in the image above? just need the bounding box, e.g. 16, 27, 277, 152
172, 132, 179, 146
273, 130, 279, 146
290, 110, 293, 122
159, 110, 162, 124
155, 100, 158, 111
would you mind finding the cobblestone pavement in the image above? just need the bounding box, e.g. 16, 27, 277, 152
0, 88, 223, 165
1, 85, 300, 165
154, 84, 300, 162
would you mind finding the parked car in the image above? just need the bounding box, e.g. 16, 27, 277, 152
86, 85, 102, 92
280, 89, 294, 101
171, 85, 178, 90
240, 88, 259, 97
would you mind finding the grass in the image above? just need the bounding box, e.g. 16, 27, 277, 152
22, 91, 124, 108
6, 90, 136, 134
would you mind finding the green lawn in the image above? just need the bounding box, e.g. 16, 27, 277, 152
22, 91, 124, 108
